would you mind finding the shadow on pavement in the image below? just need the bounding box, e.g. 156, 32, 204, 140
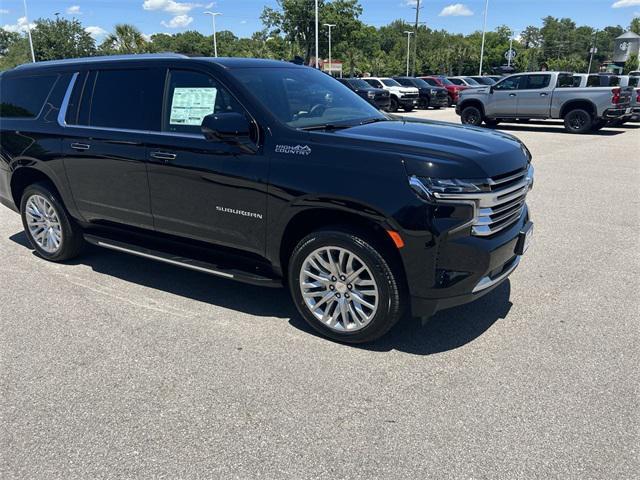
10, 231, 512, 355
495, 122, 626, 136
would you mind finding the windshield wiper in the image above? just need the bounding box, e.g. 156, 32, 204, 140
359, 118, 388, 126
299, 123, 355, 131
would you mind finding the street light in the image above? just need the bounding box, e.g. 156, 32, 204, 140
23, 0, 35, 62
587, 30, 598, 74
404, 31, 413, 76
479, 0, 489, 75
507, 28, 518, 68
204, 11, 222, 57
324, 23, 336, 76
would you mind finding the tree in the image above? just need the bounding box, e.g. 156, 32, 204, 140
629, 17, 640, 36
101, 24, 148, 54
31, 17, 96, 61
0, 30, 21, 57
624, 53, 639, 74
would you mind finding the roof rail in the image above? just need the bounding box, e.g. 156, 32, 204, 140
14, 53, 190, 70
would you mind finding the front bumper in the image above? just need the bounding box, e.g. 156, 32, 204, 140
372, 96, 391, 110
427, 95, 449, 108
399, 97, 419, 108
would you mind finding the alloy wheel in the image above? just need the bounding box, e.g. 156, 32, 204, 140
25, 194, 63, 253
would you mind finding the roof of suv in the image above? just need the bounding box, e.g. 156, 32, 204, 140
12, 54, 302, 72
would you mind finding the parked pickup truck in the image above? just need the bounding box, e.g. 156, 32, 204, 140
572, 73, 639, 124
457, 71, 634, 133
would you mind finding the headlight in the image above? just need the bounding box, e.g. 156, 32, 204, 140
409, 176, 490, 200
367, 91, 376, 99
430, 88, 438, 94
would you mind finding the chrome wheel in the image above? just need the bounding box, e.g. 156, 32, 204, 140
25, 194, 63, 253
299, 247, 379, 332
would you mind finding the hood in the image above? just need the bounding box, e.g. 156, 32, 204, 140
330, 118, 529, 178
355, 87, 387, 95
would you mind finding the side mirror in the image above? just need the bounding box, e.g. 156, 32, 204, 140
489, 86, 494, 94
201, 113, 256, 152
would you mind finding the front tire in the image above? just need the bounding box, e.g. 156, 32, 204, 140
564, 109, 593, 134
20, 182, 83, 262
403, 104, 414, 112
461, 105, 483, 126
389, 97, 399, 113
288, 229, 404, 343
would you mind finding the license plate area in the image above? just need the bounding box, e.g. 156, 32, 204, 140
515, 221, 533, 255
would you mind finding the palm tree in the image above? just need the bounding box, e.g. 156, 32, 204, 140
101, 24, 147, 54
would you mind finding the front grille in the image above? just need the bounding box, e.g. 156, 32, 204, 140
403, 93, 419, 99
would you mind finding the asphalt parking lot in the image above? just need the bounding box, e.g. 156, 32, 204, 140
1, 110, 638, 479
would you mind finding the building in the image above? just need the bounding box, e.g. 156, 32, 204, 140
602, 31, 640, 74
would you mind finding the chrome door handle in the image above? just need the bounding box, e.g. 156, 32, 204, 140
540, 92, 548, 96
150, 151, 177, 161
509, 93, 517, 97
70, 142, 90, 151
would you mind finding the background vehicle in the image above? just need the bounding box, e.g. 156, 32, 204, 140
573, 73, 638, 123
0, 54, 534, 344
469, 76, 497, 86
457, 71, 634, 133
362, 77, 418, 112
337, 77, 391, 110
449, 76, 483, 87
392, 76, 449, 109
420, 75, 467, 106
487, 75, 504, 83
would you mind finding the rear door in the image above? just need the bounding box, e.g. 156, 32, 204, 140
515, 74, 553, 118
486, 75, 521, 117
62, 67, 164, 229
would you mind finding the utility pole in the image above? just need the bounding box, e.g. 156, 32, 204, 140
315, 0, 319, 68
411, 0, 422, 76
23, 0, 35, 62
507, 29, 515, 68
479, 0, 489, 75
324, 23, 336, 76
404, 31, 413, 76
204, 11, 222, 57
587, 30, 598, 74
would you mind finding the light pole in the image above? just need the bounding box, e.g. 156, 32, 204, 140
587, 30, 598, 74
315, 0, 319, 68
479, 0, 489, 75
324, 23, 335, 76
23, 0, 35, 62
204, 11, 222, 57
507, 29, 517, 68
404, 31, 413, 76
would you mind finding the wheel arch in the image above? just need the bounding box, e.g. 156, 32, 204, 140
560, 99, 597, 119
10, 166, 63, 210
458, 99, 486, 117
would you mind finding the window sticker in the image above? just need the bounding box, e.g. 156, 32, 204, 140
169, 87, 217, 126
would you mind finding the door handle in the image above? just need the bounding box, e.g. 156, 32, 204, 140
509, 93, 517, 97
150, 151, 177, 161
540, 92, 548, 96
70, 142, 90, 151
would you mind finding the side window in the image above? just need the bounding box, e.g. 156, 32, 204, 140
608, 76, 620, 87
88, 69, 162, 130
586, 76, 601, 87
629, 77, 640, 88
557, 74, 575, 88
522, 75, 551, 90
493, 76, 521, 91
163, 70, 245, 135
365, 79, 381, 88
0, 74, 58, 118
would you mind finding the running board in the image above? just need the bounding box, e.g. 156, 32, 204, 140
84, 234, 282, 288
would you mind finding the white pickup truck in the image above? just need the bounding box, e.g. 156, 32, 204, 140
456, 71, 634, 133
362, 77, 419, 112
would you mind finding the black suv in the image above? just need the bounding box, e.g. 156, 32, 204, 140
0, 54, 534, 343
393, 76, 449, 109
336, 77, 390, 110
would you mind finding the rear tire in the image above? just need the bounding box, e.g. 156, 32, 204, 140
460, 105, 483, 126
564, 108, 593, 134
389, 97, 399, 113
288, 229, 404, 344
20, 182, 83, 262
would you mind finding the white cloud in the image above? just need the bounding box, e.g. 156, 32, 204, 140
0, 9, 10, 15
66, 5, 82, 15
2, 16, 36, 33
612, 0, 640, 7
85, 26, 107, 39
439, 3, 474, 16
240, 20, 247, 24
161, 14, 193, 28
143, 0, 201, 15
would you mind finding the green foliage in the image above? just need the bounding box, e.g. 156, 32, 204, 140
31, 17, 96, 61
624, 53, 639, 74
629, 17, 640, 36
100, 24, 148, 54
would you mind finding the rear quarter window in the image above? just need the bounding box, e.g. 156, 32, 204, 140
0, 74, 58, 118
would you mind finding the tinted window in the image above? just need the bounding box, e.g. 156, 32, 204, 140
522, 75, 551, 89
0, 74, 58, 118
556, 74, 574, 88
494, 76, 521, 91
421, 78, 437, 86
629, 77, 639, 88
571, 75, 582, 87
88, 69, 162, 130
164, 70, 245, 135
364, 79, 382, 88
413, 78, 430, 88
347, 78, 371, 89
448, 78, 464, 86
382, 78, 401, 87
463, 77, 481, 85
395, 78, 412, 86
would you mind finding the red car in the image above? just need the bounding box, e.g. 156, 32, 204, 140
420, 76, 468, 106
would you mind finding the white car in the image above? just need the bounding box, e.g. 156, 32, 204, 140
362, 77, 419, 112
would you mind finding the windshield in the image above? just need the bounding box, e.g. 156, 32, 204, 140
421, 78, 437, 86
413, 78, 431, 88
448, 78, 464, 86
229, 67, 385, 129
438, 77, 454, 86
464, 77, 481, 85
382, 78, 402, 87
348, 78, 372, 89
477, 77, 496, 85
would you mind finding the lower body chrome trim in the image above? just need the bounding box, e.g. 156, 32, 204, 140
472, 256, 520, 293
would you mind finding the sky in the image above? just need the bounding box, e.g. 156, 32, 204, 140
1, 0, 639, 42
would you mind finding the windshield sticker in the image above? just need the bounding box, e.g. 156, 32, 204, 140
169, 87, 217, 126
275, 144, 311, 156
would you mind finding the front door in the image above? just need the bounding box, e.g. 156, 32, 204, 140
487, 75, 522, 117
145, 69, 268, 255
515, 74, 553, 118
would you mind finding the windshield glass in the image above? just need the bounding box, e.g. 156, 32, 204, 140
448, 78, 464, 86
348, 78, 372, 89
382, 78, 402, 87
229, 67, 385, 129
413, 78, 430, 88
464, 77, 481, 85
439, 77, 454, 86
421, 78, 437, 86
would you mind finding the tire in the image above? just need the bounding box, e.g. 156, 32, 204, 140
20, 182, 84, 262
460, 105, 483, 126
484, 118, 500, 128
563, 108, 593, 134
403, 104, 414, 112
432, 106, 441, 110
288, 228, 405, 344
447, 97, 453, 107
389, 97, 399, 113
591, 119, 607, 131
